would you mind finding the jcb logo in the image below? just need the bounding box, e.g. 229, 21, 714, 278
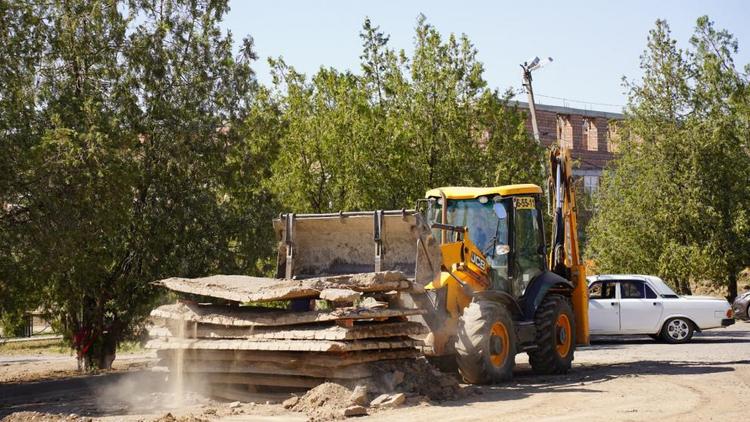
470, 252, 486, 270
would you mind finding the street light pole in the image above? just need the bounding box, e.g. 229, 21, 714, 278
520, 56, 552, 147
522, 63, 541, 145
521, 56, 553, 213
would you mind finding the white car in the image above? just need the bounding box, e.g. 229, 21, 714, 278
587, 274, 735, 343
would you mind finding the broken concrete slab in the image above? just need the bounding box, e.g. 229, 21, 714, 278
160, 359, 373, 379
283, 396, 300, 409
349, 385, 368, 406
154, 271, 410, 303
369, 393, 390, 407
145, 336, 419, 353
156, 348, 420, 367
370, 392, 406, 408
148, 320, 428, 341
150, 302, 425, 327
342, 405, 367, 417
319, 288, 362, 303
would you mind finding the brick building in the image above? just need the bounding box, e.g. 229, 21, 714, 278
515, 102, 624, 193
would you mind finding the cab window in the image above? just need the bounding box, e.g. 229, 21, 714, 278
512, 204, 545, 296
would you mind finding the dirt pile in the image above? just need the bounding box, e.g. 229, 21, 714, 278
0, 412, 90, 422
369, 357, 460, 401
284, 358, 462, 420
287, 382, 355, 421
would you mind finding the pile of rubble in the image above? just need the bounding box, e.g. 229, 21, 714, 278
146, 270, 430, 399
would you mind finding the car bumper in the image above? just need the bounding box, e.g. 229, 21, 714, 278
721, 318, 735, 327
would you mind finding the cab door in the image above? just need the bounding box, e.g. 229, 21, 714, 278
588, 281, 620, 334
618, 280, 663, 333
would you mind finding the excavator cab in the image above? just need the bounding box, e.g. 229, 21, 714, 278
424, 186, 547, 298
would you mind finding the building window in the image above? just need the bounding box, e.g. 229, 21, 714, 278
607, 122, 619, 153
584, 118, 598, 151
583, 175, 599, 193
557, 114, 572, 149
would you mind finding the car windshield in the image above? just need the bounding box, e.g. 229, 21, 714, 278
647, 277, 679, 297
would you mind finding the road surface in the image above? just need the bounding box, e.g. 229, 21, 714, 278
1, 322, 748, 421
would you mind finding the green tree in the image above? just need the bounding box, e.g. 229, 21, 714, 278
587, 18, 750, 299
267, 16, 543, 213
0, 0, 274, 368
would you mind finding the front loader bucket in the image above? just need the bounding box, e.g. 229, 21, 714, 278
273, 210, 441, 287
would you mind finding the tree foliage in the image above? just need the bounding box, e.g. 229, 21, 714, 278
264, 16, 543, 213
587, 17, 750, 299
0, 0, 274, 368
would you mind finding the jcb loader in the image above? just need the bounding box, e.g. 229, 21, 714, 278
274, 147, 589, 383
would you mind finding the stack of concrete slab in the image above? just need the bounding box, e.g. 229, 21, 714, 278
146, 270, 426, 398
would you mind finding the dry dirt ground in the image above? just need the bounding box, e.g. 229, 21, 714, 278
2, 321, 749, 422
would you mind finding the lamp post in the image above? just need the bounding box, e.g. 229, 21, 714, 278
520, 56, 553, 147
521, 56, 553, 214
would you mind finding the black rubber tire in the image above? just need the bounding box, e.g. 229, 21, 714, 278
455, 300, 516, 384
660, 317, 694, 344
528, 294, 576, 375
648, 334, 661, 341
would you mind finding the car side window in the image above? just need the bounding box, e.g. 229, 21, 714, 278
620, 281, 645, 299
589, 281, 615, 299
644, 284, 657, 299
588, 282, 602, 298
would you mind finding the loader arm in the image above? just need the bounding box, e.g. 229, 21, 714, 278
549, 147, 589, 345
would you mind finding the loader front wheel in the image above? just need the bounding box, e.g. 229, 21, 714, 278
455, 300, 516, 384
528, 294, 575, 375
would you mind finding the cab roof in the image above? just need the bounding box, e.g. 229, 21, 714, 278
425, 184, 543, 199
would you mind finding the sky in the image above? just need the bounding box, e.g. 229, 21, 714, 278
220, 0, 750, 113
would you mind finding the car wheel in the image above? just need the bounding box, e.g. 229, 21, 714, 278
660, 317, 694, 344
455, 300, 516, 384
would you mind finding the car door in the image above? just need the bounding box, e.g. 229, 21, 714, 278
588, 280, 620, 334
618, 280, 663, 333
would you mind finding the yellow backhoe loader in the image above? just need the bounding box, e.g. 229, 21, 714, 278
271, 146, 588, 384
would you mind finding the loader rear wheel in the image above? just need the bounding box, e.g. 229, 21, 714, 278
528, 294, 575, 375
455, 300, 516, 384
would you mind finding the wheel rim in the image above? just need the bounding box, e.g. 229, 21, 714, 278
555, 314, 572, 357
667, 319, 689, 340
489, 321, 510, 367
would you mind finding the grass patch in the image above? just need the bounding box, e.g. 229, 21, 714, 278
0, 337, 70, 356
117, 340, 145, 354
0, 338, 145, 356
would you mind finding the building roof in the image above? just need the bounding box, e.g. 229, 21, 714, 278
425, 184, 543, 199
513, 101, 624, 120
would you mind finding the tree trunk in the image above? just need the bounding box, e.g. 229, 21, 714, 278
728, 270, 738, 303
78, 295, 119, 371
675, 277, 692, 295
97, 331, 118, 370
